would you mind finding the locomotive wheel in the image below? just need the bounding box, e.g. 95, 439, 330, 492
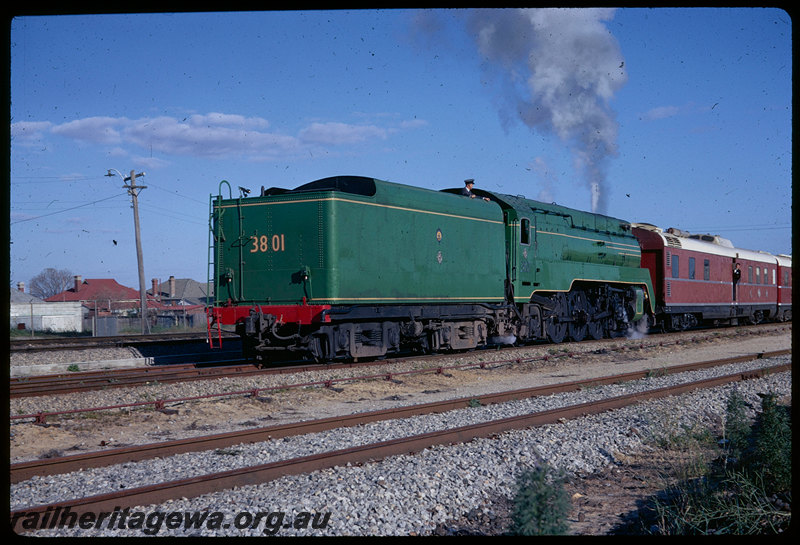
567, 291, 588, 342
545, 293, 568, 344
586, 300, 605, 340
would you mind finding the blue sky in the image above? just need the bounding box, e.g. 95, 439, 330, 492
9, 8, 792, 290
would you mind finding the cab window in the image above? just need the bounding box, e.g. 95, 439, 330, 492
520, 218, 530, 245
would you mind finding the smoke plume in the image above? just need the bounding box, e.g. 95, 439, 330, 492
465, 8, 627, 213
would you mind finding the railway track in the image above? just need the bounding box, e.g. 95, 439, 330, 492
9, 325, 789, 400
9, 331, 238, 352
10, 350, 790, 533
9, 362, 257, 399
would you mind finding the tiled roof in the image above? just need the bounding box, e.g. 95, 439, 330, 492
46, 278, 168, 309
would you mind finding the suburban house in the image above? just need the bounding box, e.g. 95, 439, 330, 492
46, 276, 165, 314
44, 275, 208, 332
10, 282, 85, 332
148, 275, 212, 307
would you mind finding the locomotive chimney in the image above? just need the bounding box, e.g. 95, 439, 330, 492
17, 281, 24, 293
169, 276, 176, 298
74, 275, 82, 292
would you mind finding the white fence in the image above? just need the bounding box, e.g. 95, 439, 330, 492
10, 302, 85, 333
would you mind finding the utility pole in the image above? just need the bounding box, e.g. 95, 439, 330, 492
107, 169, 148, 334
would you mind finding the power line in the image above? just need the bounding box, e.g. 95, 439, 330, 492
146, 182, 208, 205
10, 175, 100, 183
10, 193, 128, 224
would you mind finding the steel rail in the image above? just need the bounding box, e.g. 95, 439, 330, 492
10, 351, 790, 484
10, 325, 790, 399
9, 362, 260, 398
9, 332, 238, 352
10, 346, 791, 424
10, 359, 790, 533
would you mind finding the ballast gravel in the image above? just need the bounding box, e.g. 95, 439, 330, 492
11, 355, 791, 537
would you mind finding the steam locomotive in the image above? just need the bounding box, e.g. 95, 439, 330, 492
206, 176, 791, 361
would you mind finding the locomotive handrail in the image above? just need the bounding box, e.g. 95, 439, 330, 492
218, 179, 232, 199
208, 180, 234, 330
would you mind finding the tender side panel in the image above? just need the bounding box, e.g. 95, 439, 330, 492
325, 185, 506, 304
213, 180, 507, 309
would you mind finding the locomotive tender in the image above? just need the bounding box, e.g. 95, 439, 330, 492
207, 175, 658, 361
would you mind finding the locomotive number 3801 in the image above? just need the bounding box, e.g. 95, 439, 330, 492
249, 234, 286, 253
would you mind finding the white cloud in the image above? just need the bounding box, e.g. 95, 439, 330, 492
299, 122, 389, 145
10, 121, 53, 142
187, 113, 271, 129
641, 105, 681, 121
13, 112, 427, 163
51, 116, 124, 144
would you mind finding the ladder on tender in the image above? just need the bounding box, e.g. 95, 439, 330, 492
206, 180, 232, 348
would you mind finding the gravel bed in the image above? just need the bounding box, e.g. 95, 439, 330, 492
9, 347, 145, 366
10, 342, 239, 369
8, 326, 789, 419
9, 325, 786, 370
12, 355, 791, 537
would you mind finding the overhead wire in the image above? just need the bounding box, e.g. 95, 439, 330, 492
10, 193, 129, 225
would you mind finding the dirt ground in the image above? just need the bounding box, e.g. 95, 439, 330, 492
435, 445, 716, 535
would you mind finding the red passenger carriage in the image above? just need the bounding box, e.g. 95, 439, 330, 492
632, 224, 791, 330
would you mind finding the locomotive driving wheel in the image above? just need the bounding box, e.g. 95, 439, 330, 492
586, 297, 606, 340
567, 291, 588, 342
545, 293, 569, 343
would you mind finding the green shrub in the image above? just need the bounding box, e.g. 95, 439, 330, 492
722, 388, 751, 462
509, 464, 570, 535
745, 393, 791, 494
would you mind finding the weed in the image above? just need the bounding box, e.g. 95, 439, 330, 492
648, 390, 791, 535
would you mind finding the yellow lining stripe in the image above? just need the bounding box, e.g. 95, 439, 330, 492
538, 229, 640, 249
219, 196, 504, 225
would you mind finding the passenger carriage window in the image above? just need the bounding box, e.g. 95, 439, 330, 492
672, 255, 679, 278
748, 266, 753, 284
703, 259, 710, 281
520, 218, 530, 245
688, 257, 695, 279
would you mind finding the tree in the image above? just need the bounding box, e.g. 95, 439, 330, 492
29, 267, 74, 299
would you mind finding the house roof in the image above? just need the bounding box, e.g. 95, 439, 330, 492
46, 278, 168, 309
10, 289, 45, 304
149, 278, 212, 305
